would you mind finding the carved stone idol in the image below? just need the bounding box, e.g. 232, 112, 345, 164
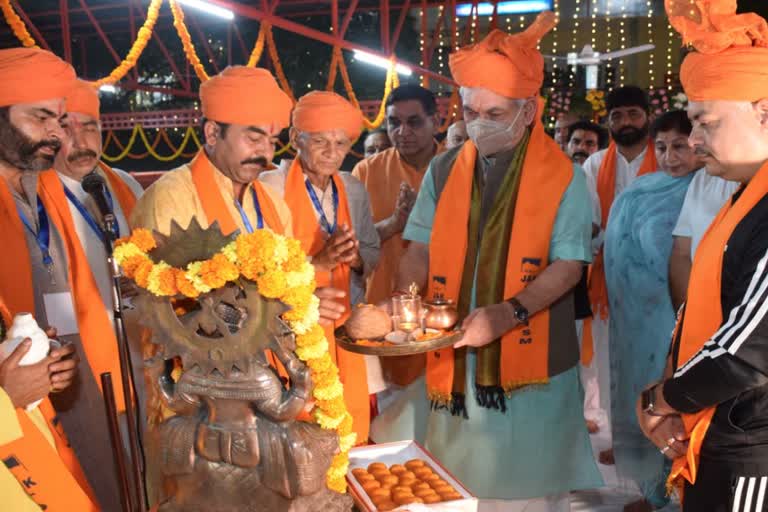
138, 220, 353, 512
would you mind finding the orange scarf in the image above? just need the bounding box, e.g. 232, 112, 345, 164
98, 161, 137, 221
668, 162, 768, 494
582, 140, 657, 366
0, 297, 97, 511
426, 124, 573, 403
283, 158, 370, 441
189, 150, 285, 236
0, 170, 127, 411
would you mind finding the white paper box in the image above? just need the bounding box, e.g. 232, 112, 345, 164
347, 440, 478, 512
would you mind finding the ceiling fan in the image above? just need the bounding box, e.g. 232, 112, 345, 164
544, 43, 655, 89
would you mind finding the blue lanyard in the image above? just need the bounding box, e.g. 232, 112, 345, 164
234, 187, 263, 234
304, 178, 338, 235
16, 196, 53, 267
63, 185, 119, 242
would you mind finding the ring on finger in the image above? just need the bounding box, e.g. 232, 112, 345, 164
660, 446, 671, 455
667, 438, 676, 446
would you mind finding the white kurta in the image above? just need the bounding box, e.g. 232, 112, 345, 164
672, 169, 739, 258
581, 146, 653, 423
58, 168, 143, 317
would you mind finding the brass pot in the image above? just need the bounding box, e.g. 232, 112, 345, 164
423, 296, 459, 330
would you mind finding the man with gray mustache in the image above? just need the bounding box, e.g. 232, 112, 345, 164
54, 79, 144, 313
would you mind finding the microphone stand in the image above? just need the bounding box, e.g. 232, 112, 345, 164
100, 212, 147, 512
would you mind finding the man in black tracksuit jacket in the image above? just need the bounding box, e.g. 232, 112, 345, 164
637, 3, 768, 510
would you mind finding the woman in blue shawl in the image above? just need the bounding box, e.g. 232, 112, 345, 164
604, 110, 704, 512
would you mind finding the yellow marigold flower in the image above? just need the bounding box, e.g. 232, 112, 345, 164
314, 408, 345, 429
285, 261, 314, 288
313, 379, 343, 401
283, 238, 307, 272
339, 413, 354, 435
272, 233, 289, 264
296, 337, 328, 360
326, 474, 347, 494
327, 453, 349, 481
221, 242, 238, 264
184, 261, 212, 295
114, 241, 143, 266
296, 324, 325, 348
338, 432, 357, 452
306, 353, 334, 373
130, 228, 157, 252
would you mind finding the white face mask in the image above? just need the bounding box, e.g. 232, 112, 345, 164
466, 106, 525, 156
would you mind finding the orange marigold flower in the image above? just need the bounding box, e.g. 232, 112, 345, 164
339, 413, 353, 434
174, 269, 199, 298
131, 228, 157, 252
121, 254, 149, 279
134, 259, 154, 288
257, 270, 287, 298
296, 324, 325, 348
157, 268, 178, 296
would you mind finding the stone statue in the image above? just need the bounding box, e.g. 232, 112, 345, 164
137, 221, 353, 512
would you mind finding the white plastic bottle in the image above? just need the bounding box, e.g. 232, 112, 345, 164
1, 313, 52, 410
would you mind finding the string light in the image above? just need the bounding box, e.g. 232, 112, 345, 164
437, 5, 445, 94
606, 0, 613, 91
569, 0, 581, 89
666, 19, 674, 86
647, 0, 655, 87
619, 0, 627, 86
506, 16, 512, 32
455, 16, 461, 51
547, 0, 561, 128
470, 12, 478, 43
419, 6, 425, 86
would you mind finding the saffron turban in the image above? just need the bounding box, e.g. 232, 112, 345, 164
291, 91, 363, 140
666, 0, 768, 102
449, 11, 556, 99
66, 79, 100, 120
0, 48, 76, 107
200, 66, 293, 128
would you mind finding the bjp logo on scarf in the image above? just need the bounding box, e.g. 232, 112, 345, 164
520, 258, 542, 282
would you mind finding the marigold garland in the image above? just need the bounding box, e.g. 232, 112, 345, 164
115, 228, 354, 492
246, 22, 268, 68
93, 0, 162, 86
1, 0, 36, 48
169, 0, 210, 82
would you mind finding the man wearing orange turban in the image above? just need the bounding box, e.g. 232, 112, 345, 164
392, 12, 603, 509
634, 2, 768, 510
260, 90, 380, 442
0, 47, 116, 511
54, 79, 143, 325
131, 66, 293, 238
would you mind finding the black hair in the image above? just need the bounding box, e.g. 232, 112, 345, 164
650, 109, 693, 139
606, 86, 649, 113
567, 120, 608, 149
201, 116, 230, 138
365, 127, 389, 138
385, 85, 437, 116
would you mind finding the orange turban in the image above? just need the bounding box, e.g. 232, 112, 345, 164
66, 79, 100, 120
291, 91, 363, 140
199, 66, 293, 128
666, 0, 768, 101
449, 11, 556, 99
0, 48, 76, 107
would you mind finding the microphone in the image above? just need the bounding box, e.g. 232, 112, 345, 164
82, 171, 113, 219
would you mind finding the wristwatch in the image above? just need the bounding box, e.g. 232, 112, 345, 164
506, 297, 529, 326
642, 384, 664, 417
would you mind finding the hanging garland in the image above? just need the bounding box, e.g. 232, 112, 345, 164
0, 0, 36, 48
246, 22, 267, 67
169, 0, 210, 82
94, 0, 162, 86
101, 125, 202, 163
2, 0, 441, 132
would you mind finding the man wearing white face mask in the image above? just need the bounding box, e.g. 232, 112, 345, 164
395, 12, 601, 511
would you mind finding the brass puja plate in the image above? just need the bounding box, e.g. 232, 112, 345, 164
335, 326, 463, 357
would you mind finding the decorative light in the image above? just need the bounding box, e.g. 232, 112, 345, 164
647, 0, 655, 86
619, 0, 627, 86
456, 1, 551, 17
179, 0, 234, 21
353, 50, 413, 76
